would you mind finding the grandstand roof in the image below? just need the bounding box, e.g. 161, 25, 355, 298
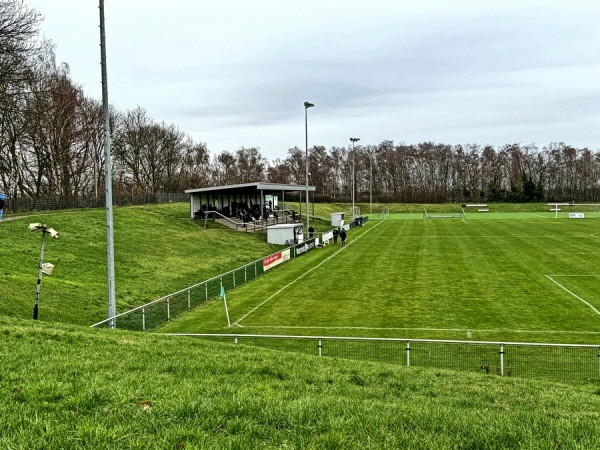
185, 182, 315, 194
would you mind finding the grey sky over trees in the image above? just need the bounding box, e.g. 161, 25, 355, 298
2, 0, 600, 205
23, 0, 600, 159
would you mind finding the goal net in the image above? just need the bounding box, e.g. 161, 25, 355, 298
422, 208, 466, 219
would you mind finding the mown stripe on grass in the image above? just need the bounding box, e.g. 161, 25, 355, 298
234, 221, 384, 326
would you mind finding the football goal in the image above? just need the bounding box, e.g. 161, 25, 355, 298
547, 203, 600, 219
422, 208, 466, 219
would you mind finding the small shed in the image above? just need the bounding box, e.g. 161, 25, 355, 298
267, 224, 304, 245
331, 212, 345, 227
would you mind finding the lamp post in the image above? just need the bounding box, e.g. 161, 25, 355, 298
304, 101, 314, 239
29, 223, 59, 320
350, 137, 360, 220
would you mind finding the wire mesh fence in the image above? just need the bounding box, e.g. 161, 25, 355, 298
2, 192, 189, 214
90, 238, 319, 331
169, 334, 600, 382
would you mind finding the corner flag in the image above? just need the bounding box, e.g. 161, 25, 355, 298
220, 285, 230, 327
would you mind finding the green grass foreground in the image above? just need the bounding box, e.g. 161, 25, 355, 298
1, 317, 600, 449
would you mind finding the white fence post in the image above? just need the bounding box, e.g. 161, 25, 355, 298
406, 341, 411, 367
318, 338, 323, 357
167, 298, 170, 321
142, 307, 146, 331
500, 343, 505, 376
187, 289, 191, 310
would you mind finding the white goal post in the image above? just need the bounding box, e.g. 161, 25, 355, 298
547, 203, 600, 218
422, 208, 466, 219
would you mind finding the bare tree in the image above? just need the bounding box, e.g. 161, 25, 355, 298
236, 147, 267, 183
211, 151, 237, 185
180, 139, 210, 188
0, 0, 45, 196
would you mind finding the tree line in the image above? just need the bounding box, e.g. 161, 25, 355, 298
2, 0, 600, 205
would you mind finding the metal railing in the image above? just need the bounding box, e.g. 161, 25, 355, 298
90, 237, 320, 330
166, 334, 600, 382
204, 210, 301, 232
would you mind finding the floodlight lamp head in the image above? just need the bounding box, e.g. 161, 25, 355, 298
29, 222, 43, 231
48, 228, 59, 239
350, 137, 360, 143
41, 262, 54, 276
304, 101, 314, 109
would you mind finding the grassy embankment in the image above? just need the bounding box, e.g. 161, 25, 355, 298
0, 203, 283, 325
2, 316, 600, 449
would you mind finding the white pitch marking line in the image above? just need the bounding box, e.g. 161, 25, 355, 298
525, 213, 547, 218
233, 221, 384, 326
546, 275, 600, 277
235, 325, 600, 334
545, 275, 600, 316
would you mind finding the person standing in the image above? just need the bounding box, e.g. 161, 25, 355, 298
0, 196, 5, 222
340, 227, 347, 246
332, 227, 339, 244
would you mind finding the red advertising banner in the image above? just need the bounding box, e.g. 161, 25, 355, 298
263, 249, 291, 271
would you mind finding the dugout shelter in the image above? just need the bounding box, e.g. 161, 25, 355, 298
185, 182, 316, 219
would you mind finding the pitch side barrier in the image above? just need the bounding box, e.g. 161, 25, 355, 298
168, 334, 600, 382
90, 237, 325, 331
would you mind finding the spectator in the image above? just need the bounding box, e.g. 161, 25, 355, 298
332, 227, 339, 244
340, 227, 347, 246
308, 226, 314, 239
0, 196, 5, 222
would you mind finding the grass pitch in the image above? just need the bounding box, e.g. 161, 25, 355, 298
162, 214, 600, 344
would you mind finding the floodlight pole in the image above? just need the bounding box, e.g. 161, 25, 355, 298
350, 138, 360, 220
304, 101, 314, 239
369, 151, 373, 214
99, 0, 116, 328
33, 227, 47, 320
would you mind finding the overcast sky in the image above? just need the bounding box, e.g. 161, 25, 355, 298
25, 0, 600, 161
